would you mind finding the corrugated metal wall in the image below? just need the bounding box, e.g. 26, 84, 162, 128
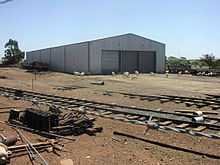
51, 47, 65, 72
65, 43, 88, 74
32, 50, 41, 62
89, 34, 165, 74
139, 51, 156, 73
121, 51, 138, 73
40, 49, 51, 65
26, 52, 33, 63
101, 50, 119, 74
26, 34, 165, 74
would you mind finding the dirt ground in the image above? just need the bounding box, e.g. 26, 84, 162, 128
0, 67, 220, 165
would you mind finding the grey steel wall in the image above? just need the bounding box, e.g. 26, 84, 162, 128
26, 34, 165, 74
32, 50, 41, 62
26, 52, 33, 63
27, 43, 88, 73
89, 34, 165, 74
40, 49, 51, 65
65, 42, 88, 74
50, 47, 65, 72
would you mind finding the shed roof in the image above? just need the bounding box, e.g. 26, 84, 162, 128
28, 33, 165, 52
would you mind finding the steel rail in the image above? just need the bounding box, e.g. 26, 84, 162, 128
24, 93, 220, 121
204, 93, 220, 99
13, 127, 48, 165
11, 88, 220, 121
14, 127, 36, 165
1, 85, 220, 110
1, 93, 220, 139
0, 120, 75, 141
5, 92, 220, 128
0, 91, 220, 131
0, 87, 220, 129
105, 90, 220, 105
0, 86, 219, 121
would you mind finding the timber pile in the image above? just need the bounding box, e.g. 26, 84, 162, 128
22, 108, 59, 132
8, 139, 61, 158
8, 108, 96, 136
51, 112, 95, 135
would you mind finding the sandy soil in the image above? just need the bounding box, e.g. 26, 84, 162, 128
0, 67, 220, 165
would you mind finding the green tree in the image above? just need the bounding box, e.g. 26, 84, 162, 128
198, 62, 204, 68
212, 59, 220, 69
179, 57, 189, 65
167, 56, 180, 66
2, 39, 24, 64
191, 61, 200, 69
200, 54, 215, 69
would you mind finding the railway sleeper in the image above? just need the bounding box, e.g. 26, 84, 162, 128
125, 115, 140, 120
175, 123, 190, 129
174, 100, 182, 104
196, 103, 208, 108
147, 98, 158, 102
159, 121, 173, 126
139, 97, 149, 100
185, 102, 195, 107
138, 117, 147, 121
193, 126, 207, 132
159, 99, 170, 103
112, 114, 126, 118
1, 88, 220, 130
98, 111, 113, 115
129, 96, 138, 99
211, 106, 220, 110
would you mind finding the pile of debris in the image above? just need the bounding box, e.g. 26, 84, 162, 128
0, 130, 67, 164
22, 61, 49, 72
191, 70, 220, 77
22, 108, 59, 132
0, 107, 100, 164
51, 112, 95, 135
8, 108, 95, 136
0, 76, 7, 79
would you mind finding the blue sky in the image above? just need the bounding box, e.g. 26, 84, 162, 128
0, 0, 219, 59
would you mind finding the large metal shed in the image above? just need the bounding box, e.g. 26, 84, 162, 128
26, 33, 165, 74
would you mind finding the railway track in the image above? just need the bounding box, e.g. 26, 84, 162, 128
103, 91, 220, 110
0, 86, 220, 133
205, 93, 220, 100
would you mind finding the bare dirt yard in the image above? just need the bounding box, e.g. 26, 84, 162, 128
0, 67, 220, 165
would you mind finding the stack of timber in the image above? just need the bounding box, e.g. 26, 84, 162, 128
51, 112, 95, 135
8, 108, 96, 136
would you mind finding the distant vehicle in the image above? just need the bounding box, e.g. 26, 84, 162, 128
167, 64, 191, 73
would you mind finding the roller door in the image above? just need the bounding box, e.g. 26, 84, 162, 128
101, 50, 119, 74
121, 51, 138, 73
139, 51, 156, 73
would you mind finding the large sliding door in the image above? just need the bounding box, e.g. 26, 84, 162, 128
139, 51, 156, 73
121, 51, 138, 73
101, 50, 119, 74
101, 50, 156, 74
